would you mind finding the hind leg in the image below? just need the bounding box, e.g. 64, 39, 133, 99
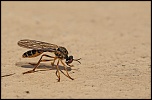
23, 54, 56, 74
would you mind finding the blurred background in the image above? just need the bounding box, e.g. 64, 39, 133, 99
2, 1, 151, 99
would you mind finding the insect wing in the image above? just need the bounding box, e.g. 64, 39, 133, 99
18, 39, 58, 51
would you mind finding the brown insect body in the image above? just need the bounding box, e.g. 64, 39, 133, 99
18, 39, 81, 82
22, 46, 68, 60
54, 47, 68, 59
22, 50, 43, 58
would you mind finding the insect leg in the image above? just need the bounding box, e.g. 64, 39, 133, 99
60, 60, 74, 80
51, 57, 57, 66
29, 59, 54, 66
58, 68, 70, 78
55, 61, 72, 79
23, 54, 56, 74
55, 60, 60, 82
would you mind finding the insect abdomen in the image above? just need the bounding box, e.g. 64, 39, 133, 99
22, 50, 43, 58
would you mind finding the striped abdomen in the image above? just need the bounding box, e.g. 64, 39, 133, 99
22, 50, 43, 58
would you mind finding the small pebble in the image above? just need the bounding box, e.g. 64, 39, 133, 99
25, 91, 30, 94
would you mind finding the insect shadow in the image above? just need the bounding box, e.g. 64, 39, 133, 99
15, 61, 72, 73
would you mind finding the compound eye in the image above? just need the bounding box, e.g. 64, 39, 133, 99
66, 56, 73, 61
69, 56, 73, 60
66, 56, 73, 64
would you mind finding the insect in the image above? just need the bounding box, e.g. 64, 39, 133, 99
18, 39, 81, 82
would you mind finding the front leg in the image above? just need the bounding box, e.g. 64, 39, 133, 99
60, 60, 74, 80
67, 64, 74, 67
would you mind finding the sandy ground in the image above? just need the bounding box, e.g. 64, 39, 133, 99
1, 1, 151, 99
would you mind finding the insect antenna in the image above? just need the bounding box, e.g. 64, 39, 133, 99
73, 58, 81, 64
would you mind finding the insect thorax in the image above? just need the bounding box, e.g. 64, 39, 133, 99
55, 47, 68, 59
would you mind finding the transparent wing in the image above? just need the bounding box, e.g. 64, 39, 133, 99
18, 39, 58, 51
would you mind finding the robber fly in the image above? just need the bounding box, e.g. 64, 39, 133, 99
18, 39, 81, 82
